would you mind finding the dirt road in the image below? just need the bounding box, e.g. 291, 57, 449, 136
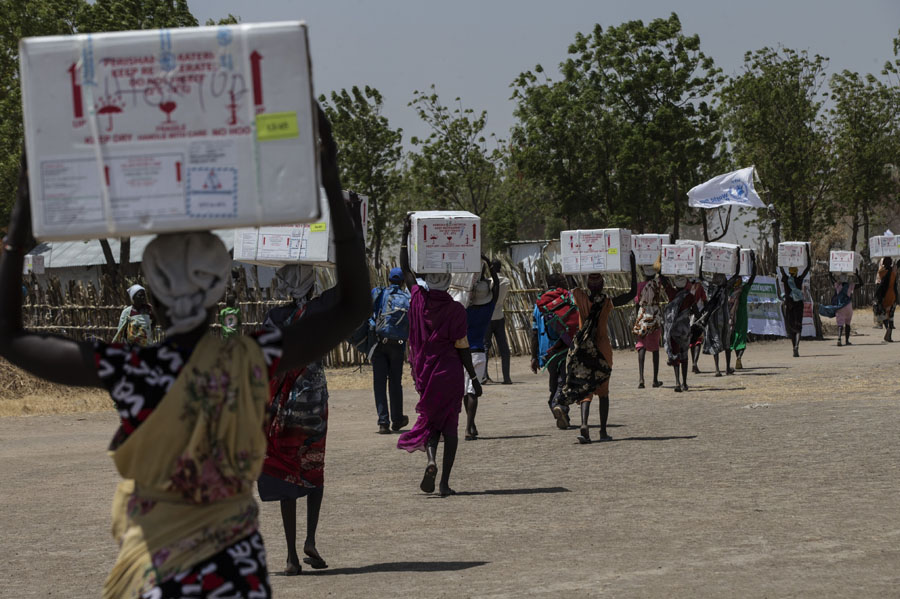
1, 327, 899, 597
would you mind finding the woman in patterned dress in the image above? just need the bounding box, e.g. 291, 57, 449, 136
0, 109, 370, 598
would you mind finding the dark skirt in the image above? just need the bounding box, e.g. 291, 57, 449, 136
257, 472, 315, 501
784, 299, 804, 335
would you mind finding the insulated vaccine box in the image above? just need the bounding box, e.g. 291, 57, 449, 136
869, 236, 900, 258
409, 211, 481, 273
829, 250, 860, 273
632, 234, 669, 266
20, 21, 320, 241
702, 242, 740, 274
22, 254, 45, 275
233, 190, 367, 266
560, 230, 582, 275
778, 242, 809, 269
578, 228, 632, 273
601, 228, 632, 272
739, 249, 754, 277
661, 244, 700, 277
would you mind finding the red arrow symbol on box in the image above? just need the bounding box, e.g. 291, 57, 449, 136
250, 51, 263, 106
68, 63, 83, 119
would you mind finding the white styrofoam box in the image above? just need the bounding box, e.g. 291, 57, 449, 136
869, 236, 900, 258
409, 211, 481, 273
702, 242, 740, 275
632, 234, 669, 265
601, 228, 632, 272
20, 22, 320, 241
739, 248, 754, 277
577, 229, 609, 273
560, 230, 582, 275
233, 190, 367, 266
778, 242, 809, 269
23, 254, 45, 275
661, 244, 700, 277
829, 250, 860, 273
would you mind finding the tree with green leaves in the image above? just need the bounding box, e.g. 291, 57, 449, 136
827, 70, 899, 257
511, 13, 724, 240
320, 86, 403, 268
719, 47, 831, 241
406, 86, 502, 221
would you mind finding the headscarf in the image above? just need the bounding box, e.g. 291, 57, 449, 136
423, 272, 451, 292
472, 279, 492, 305
142, 232, 230, 335
275, 264, 316, 303
127, 284, 145, 302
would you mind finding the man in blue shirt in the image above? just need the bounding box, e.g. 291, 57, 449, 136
531, 273, 571, 429
463, 258, 500, 440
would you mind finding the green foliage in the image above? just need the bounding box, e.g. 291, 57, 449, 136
511, 13, 724, 240
718, 47, 831, 240
319, 86, 403, 268
406, 85, 502, 218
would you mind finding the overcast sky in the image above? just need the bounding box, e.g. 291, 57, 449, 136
190, 0, 900, 147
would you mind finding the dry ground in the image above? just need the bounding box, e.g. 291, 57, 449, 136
1, 323, 899, 597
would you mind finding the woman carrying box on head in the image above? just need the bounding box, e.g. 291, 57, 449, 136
874, 256, 898, 342
729, 251, 757, 369
0, 108, 371, 598
633, 260, 665, 389
779, 244, 811, 357
664, 275, 703, 391
561, 252, 637, 444
397, 215, 482, 497
819, 268, 860, 347
699, 257, 742, 376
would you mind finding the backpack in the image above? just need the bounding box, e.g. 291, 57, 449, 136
535, 288, 580, 347
373, 286, 410, 341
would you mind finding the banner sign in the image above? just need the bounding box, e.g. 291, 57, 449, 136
747, 276, 786, 337
687, 166, 766, 209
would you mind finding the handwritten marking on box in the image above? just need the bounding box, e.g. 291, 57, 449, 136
256, 111, 299, 141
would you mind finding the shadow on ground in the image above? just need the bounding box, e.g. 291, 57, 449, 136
306, 561, 489, 576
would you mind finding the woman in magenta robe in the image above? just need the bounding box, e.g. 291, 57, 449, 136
396, 216, 481, 497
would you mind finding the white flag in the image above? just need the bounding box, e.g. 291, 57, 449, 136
687, 166, 766, 209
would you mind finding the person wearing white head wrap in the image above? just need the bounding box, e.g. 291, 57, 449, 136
0, 104, 372, 590
112, 283, 155, 345
142, 232, 231, 336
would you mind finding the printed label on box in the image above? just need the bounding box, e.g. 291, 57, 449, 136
187, 167, 237, 218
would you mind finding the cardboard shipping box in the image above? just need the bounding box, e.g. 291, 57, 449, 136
233, 190, 367, 266
661, 244, 700, 277
829, 250, 860, 273
739, 248, 754, 277
409, 211, 481, 274
869, 236, 900, 258
702, 242, 740, 274
632, 234, 669, 266
20, 21, 320, 241
559, 228, 632, 274
560, 230, 582, 275
778, 242, 809, 269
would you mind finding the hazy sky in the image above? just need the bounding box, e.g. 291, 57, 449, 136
190, 0, 899, 147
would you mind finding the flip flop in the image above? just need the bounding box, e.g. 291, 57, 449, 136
303, 551, 328, 570
283, 561, 302, 576
652, 381, 664, 388
577, 428, 591, 444
439, 487, 457, 498
420, 464, 437, 493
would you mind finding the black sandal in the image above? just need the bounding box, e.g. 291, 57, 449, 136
303, 550, 328, 570
420, 464, 437, 493
577, 427, 592, 444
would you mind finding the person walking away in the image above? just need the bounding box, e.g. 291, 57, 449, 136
257, 264, 336, 575
730, 251, 757, 368
779, 244, 812, 356
371, 267, 411, 434
874, 256, 898, 342
112, 284, 156, 346
689, 280, 707, 373
819, 269, 859, 346
397, 216, 481, 497
700, 258, 742, 376
463, 258, 501, 440
663, 276, 702, 391
218, 291, 242, 340
531, 273, 579, 429
561, 253, 637, 444
633, 264, 665, 389
484, 259, 512, 384
0, 109, 371, 597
